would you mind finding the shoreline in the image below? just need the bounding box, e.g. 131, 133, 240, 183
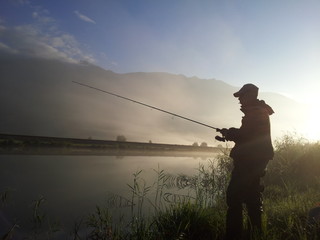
0, 133, 225, 156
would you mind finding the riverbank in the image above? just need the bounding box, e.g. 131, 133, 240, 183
0, 133, 223, 156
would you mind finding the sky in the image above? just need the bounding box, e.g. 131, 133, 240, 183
1, 0, 320, 140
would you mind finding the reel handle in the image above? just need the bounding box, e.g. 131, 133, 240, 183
215, 136, 226, 142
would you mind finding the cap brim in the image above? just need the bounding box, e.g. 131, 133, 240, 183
233, 91, 241, 97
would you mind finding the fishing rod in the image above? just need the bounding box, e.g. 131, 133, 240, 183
72, 81, 226, 141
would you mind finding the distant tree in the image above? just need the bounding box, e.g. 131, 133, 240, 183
149, 140, 152, 144
192, 142, 199, 147
116, 135, 127, 142
217, 144, 223, 149
200, 142, 208, 147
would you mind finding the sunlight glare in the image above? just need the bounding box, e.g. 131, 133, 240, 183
304, 102, 320, 142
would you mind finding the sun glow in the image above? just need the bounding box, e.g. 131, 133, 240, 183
304, 102, 320, 142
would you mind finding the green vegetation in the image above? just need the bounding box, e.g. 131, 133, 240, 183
1, 134, 320, 239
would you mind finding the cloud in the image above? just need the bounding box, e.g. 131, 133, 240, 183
0, 25, 74, 61
12, 1, 56, 25
0, 20, 95, 64
0, 24, 96, 63
74, 10, 96, 24
32, 10, 55, 24
0, 17, 7, 31
0, 2, 96, 63
0, 42, 18, 54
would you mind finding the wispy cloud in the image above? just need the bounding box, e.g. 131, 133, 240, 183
0, 42, 18, 54
32, 9, 55, 24
0, 23, 95, 64
0, 25, 73, 61
0, 3, 96, 63
74, 10, 96, 24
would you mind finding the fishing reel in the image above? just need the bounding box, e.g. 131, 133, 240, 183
215, 128, 227, 142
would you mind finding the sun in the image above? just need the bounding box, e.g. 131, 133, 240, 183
304, 103, 320, 142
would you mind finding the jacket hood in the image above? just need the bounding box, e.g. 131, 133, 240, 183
241, 99, 274, 116
258, 100, 274, 115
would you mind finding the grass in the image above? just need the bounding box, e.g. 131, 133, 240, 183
1, 134, 320, 239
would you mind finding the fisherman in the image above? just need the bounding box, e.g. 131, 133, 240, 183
218, 84, 274, 240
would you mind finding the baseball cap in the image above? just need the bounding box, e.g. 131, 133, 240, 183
233, 83, 259, 98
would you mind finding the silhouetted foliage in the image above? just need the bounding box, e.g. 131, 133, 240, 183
116, 135, 127, 142
200, 142, 208, 147
192, 142, 199, 147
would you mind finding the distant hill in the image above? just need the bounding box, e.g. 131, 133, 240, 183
0, 52, 307, 146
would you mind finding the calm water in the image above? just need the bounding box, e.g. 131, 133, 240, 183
0, 153, 217, 237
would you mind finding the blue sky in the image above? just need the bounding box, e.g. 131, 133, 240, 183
1, 0, 319, 104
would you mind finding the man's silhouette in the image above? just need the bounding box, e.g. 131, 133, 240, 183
219, 84, 274, 240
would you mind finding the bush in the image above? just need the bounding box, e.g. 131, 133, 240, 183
116, 135, 127, 142
200, 142, 208, 147
265, 134, 320, 190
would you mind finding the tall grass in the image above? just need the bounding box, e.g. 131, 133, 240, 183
1, 134, 320, 239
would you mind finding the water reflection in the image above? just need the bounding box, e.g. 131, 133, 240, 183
0, 154, 216, 236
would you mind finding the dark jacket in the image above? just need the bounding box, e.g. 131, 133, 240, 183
226, 99, 274, 161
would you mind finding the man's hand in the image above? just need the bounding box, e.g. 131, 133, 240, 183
216, 128, 239, 142
219, 128, 229, 137
215, 128, 228, 142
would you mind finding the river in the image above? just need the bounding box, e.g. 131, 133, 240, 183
0, 153, 219, 238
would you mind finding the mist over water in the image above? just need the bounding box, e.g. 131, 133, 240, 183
0, 52, 308, 145
0, 153, 216, 236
